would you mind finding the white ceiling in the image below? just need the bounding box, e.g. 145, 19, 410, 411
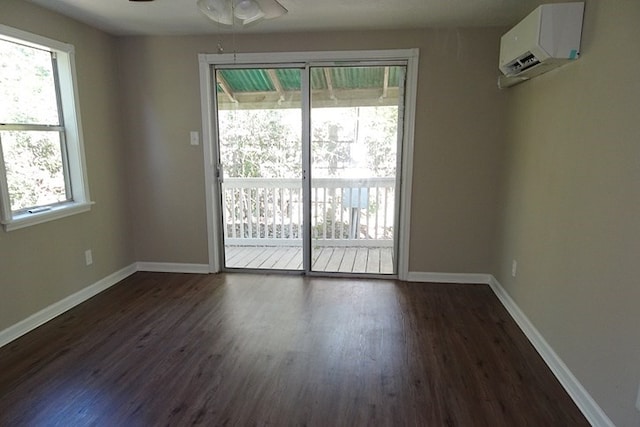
27, 0, 547, 36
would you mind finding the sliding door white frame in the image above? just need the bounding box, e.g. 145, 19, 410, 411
198, 49, 418, 280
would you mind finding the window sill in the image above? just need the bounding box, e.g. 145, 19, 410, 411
2, 201, 94, 231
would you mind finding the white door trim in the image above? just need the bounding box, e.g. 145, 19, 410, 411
198, 49, 419, 278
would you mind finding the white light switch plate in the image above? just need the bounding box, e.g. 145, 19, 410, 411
85, 249, 93, 266
190, 131, 199, 146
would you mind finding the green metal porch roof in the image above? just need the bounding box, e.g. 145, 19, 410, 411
215, 66, 404, 109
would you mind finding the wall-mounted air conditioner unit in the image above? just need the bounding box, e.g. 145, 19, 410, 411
498, 2, 585, 88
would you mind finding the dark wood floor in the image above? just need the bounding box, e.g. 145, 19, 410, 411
0, 272, 588, 426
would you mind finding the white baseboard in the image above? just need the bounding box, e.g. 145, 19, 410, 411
488, 276, 614, 427
0, 263, 614, 426
406, 271, 492, 285
0, 263, 137, 349
136, 262, 210, 274
406, 270, 613, 426
0, 262, 210, 349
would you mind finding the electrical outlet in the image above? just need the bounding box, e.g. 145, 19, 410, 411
511, 260, 517, 277
190, 131, 199, 146
85, 249, 93, 266
635, 382, 640, 412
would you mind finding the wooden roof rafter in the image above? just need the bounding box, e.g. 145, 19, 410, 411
266, 69, 286, 103
216, 73, 237, 103
380, 66, 390, 101
323, 68, 337, 101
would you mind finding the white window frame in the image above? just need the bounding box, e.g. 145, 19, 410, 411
0, 25, 92, 231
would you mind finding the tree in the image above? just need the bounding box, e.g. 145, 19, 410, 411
217, 104, 399, 240
4, 132, 65, 210
218, 108, 301, 178
361, 106, 398, 177
0, 39, 65, 211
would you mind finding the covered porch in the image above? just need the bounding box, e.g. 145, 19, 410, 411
222, 176, 396, 274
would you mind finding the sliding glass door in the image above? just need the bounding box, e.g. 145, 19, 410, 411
215, 67, 304, 270
310, 66, 405, 274
213, 63, 406, 275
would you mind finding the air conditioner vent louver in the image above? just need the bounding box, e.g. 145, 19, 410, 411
504, 52, 541, 76
498, 2, 584, 88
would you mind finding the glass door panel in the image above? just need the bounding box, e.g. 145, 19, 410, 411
309, 65, 405, 274
216, 67, 303, 270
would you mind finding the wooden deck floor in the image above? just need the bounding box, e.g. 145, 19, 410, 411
225, 246, 394, 274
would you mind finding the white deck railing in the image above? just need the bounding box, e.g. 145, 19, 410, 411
222, 177, 395, 247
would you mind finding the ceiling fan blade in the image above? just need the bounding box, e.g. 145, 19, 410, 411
255, 0, 288, 19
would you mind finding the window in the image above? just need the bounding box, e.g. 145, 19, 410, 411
0, 25, 91, 231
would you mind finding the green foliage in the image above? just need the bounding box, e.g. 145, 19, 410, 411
2, 131, 66, 210
218, 106, 398, 179
0, 39, 58, 125
219, 105, 399, 239
311, 119, 350, 176
219, 109, 302, 179
1, 38, 66, 211
362, 107, 398, 177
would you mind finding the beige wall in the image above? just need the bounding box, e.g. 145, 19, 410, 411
118, 28, 507, 270
0, 1, 134, 330
495, 1, 640, 425
7, 1, 637, 425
